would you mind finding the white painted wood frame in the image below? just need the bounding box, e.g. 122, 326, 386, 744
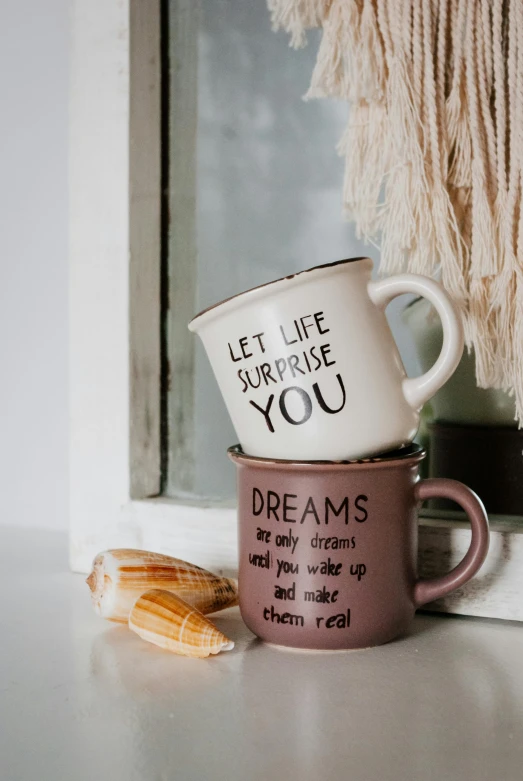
70, 0, 523, 622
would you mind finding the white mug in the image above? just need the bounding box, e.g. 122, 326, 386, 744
189, 258, 464, 461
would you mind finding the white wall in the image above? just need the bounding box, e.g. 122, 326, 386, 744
0, 0, 69, 530
0, 0, 418, 530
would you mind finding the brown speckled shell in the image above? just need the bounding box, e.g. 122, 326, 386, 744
86, 549, 238, 623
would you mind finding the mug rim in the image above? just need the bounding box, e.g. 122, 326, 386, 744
189, 256, 372, 332
227, 443, 425, 470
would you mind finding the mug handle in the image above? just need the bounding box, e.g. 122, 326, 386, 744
368, 274, 464, 410
413, 478, 490, 607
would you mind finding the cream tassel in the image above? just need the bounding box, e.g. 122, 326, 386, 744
267, 0, 523, 424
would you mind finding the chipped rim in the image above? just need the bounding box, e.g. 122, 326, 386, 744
227, 443, 425, 471
188, 256, 372, 332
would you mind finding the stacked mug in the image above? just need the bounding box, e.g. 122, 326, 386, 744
189, 258, 489, 650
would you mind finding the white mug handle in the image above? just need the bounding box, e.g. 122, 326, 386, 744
368, 274, 464, 410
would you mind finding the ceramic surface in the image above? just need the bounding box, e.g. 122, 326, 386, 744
229, 445, 489, 650
190, 259, 464, 461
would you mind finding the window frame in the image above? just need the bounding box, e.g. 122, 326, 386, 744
69, 0, 523, 621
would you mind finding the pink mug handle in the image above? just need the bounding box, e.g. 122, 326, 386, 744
414, 478, 490, 607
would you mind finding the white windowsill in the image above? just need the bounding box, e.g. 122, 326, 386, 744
3, 526, 523, 781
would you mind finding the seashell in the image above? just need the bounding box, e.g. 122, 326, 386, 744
86, 549, 238, 623
129, 589, 234, 658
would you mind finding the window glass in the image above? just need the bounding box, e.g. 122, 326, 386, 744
166, 0, 419, 500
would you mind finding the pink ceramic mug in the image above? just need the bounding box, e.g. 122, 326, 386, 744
228, 444, 489, 650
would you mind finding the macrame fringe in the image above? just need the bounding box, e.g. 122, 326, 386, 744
267, 0, 328, 48
268, 0, 523, 425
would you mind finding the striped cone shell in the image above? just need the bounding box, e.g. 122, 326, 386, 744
129, 589, 234, 658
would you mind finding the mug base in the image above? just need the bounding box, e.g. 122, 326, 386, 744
264, 641, 376, 653
240, 608, 411, 651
